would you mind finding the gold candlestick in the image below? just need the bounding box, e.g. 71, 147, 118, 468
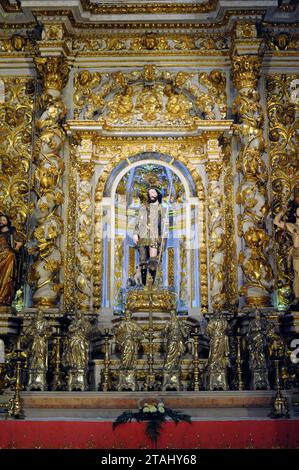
51, 335, 63, 391
269, 345, 289, 419
102, 328, 112, 392
191, 327, 200, 391
236, 327, 244, 391
8, 347, 24, 419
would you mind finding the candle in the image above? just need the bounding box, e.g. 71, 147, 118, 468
0, 339, 5, 363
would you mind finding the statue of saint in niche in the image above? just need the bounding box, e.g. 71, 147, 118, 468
274, 188, 299, 306
0, 213, 24, 307
133, 175, 169, 286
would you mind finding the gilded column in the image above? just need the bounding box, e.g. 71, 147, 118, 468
63, 146, 77, 314
31, 57, 70, 307
75, 136, 95, 311
222, 137, 238, 308
232, 55, 273, 306
206, 136, 225, 310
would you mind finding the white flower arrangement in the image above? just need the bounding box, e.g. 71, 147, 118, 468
113, 400, 191, 443
142, 402, 165, 414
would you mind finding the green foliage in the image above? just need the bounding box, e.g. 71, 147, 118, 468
113, 402, 191, 444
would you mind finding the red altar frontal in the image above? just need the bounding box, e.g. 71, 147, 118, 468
1, 420, 299, 449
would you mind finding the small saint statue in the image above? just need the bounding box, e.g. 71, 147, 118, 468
114, 309, 144, 391
246, 308, 273, 390
206, 313, 230, 391
162, 309, 189, 391
63, 311, 92, 391
25, 310, 52, 391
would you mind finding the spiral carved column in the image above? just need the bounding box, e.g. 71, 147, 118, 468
31, 57, 70, 308
232, 55, 273, 306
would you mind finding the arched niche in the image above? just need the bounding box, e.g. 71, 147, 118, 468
94, 151, 206, 316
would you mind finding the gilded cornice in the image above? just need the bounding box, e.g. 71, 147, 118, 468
69, 131, 206, 145
1, 0, 219, 14
80, 0, 219, 15
30, 9, 266, 31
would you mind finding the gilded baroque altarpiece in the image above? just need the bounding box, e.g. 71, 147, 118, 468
0, 1, 298, 320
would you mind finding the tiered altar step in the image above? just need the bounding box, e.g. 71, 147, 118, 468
0, 390, 297, 419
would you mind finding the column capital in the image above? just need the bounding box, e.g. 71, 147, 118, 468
76, 158, 95, 181
206, 160, 223, 181
76, 134, 94, 180
231, 55, 262, 90
35, 56, 70, 92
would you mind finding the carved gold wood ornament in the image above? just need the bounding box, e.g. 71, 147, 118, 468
267, 74, 299, 308
232, 55, 273, 306
30, 57, 70, 307
0, 77, 34, 237
73, 67, 227, 126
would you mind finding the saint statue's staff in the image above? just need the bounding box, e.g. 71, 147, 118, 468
153, 177, 174, 286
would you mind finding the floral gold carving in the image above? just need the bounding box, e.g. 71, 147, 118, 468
72, 34, 230, 54
0, 77, 34, 241
75, 152, 95, 310
30, 57, 70, 307
232, 55, 273, 305
73, 66, 227, 126
267, 74, 299, 308
206, 160, 225, 309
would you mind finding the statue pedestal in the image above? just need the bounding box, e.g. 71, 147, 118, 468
125, 287, 176, 312
67, 369, 87, 391
162, 369, 181, 391
28, 370, 47, 391
117, 370, 137, 391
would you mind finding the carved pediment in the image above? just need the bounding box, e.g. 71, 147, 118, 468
73, 65, 227, 128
